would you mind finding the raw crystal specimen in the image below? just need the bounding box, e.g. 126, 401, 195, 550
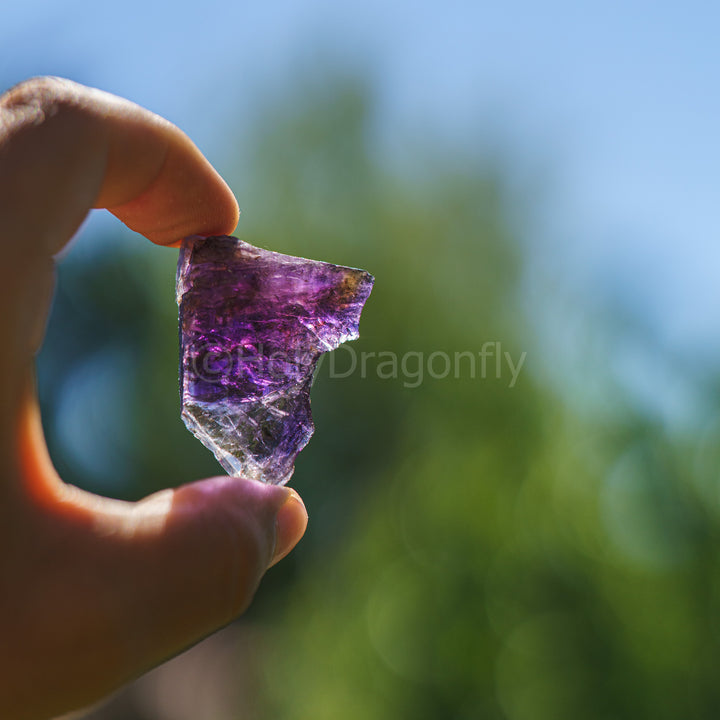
177, 235, 374, 485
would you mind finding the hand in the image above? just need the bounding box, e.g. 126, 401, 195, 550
0, 77, 308, 720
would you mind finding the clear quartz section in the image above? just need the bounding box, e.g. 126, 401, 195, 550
177, 235, 374, 485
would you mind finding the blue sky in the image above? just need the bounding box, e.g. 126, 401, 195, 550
3, 0, 720, 420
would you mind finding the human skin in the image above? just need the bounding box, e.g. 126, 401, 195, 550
0, 77, 308, 720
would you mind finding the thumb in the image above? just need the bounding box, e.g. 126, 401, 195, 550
86, 476, 308, 674
8, 468, 307, 717
127, 475, 307, 626
3, 366, 309, 720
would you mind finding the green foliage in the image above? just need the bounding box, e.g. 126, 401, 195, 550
39, 72, 720, 718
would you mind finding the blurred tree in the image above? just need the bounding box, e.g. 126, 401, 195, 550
38, 69, 720, 720
233, 75, 720, 720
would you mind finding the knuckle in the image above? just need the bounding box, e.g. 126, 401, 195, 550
0, 76, 78, 128
2, 76, 60, 108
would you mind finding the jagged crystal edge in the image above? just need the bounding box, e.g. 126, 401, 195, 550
177, 235, 374, 484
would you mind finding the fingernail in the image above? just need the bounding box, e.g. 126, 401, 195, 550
270, 489, 308, 567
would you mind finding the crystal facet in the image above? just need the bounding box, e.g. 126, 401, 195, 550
176, 235, 374, 485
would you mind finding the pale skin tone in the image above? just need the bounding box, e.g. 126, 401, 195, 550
0, 77, 308, 720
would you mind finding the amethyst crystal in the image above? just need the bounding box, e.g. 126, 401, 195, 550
177, 235, 374, 485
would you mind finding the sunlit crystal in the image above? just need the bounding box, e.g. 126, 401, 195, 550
177, 235, 374, 485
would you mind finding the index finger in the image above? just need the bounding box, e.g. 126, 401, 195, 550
0, 77, 239, 395
0, 76, 239, 252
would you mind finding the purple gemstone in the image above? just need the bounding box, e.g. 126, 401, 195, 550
176, 235, 374, 485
